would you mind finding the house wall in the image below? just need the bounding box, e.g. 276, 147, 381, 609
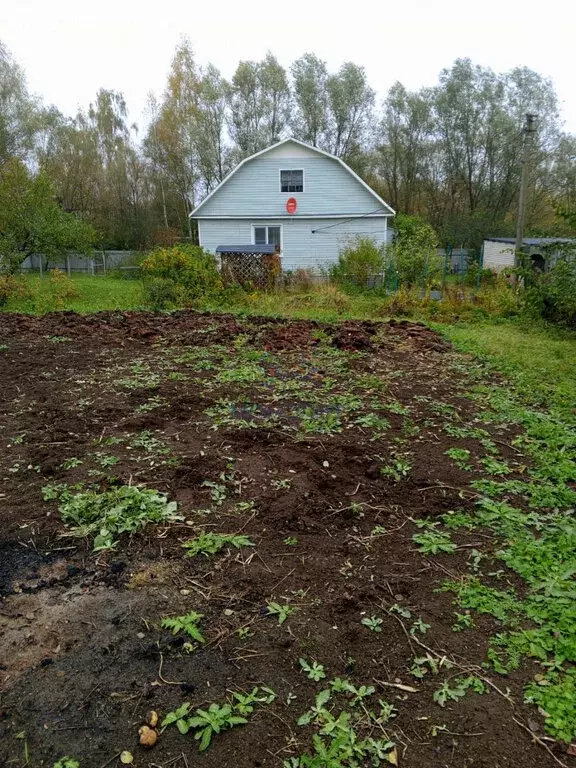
483, 241, 515, 271
199, 217, 389, 272
195, 148, 388, 218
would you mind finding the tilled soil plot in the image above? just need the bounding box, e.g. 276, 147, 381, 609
0, 310, 567, 768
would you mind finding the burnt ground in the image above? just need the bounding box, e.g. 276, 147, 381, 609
0, 310, 570, 768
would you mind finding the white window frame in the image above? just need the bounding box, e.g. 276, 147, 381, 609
252, 224, 283, 251
279, 168, 305, 193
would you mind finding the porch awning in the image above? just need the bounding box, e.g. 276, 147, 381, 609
215, 244, 276, 255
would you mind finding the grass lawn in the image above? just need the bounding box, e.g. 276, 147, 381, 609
4, 274, 145, 313
438, 321, 576, 421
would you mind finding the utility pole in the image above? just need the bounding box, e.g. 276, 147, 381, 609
514, 113, 537, 268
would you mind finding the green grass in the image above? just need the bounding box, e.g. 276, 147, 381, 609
5, 274, 145, 313
439, 321, 576, 421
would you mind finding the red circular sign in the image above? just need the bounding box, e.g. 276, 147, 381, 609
286, 197, 297, 214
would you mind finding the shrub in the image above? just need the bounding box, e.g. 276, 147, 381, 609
476, 279, 521, 317
47, 269, 79, 305
0, 274, 31, 308
329, 237, 385, 288
387, 215, 441, 288
143, 277, 180, 310
524, 258, 576, 327
293, 268, 315, 290
141, 244, 221, 306
283, 267, 315, 291
27, 269, 80, 314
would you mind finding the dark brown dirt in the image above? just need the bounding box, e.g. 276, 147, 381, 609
0, 310, 568, 768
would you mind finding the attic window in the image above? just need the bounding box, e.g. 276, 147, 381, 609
280, 169, 304, 193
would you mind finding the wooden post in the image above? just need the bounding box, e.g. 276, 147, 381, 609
66, 254, 71, 276
514, 114, 537, 269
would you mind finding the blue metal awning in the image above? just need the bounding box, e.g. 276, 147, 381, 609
215, 244, 276, 255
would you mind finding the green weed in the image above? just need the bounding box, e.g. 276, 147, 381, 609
361, 615, 383, 633
298, 409, 342, 435
266, 601, 297, 625
413, 530, 456, 555
444, 447, 472, 470
182, 532, 255, 557
380, 458, 412, 482
59, 486, 181, 550
433, 676, 485, 707
525, 668, 576, 742
299, 658, 326, 681
61, 457, 83, 470
161, 611, 205, 646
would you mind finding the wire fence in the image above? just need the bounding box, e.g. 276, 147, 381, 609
282, 247, 484, 296
18, 246, 486, 297
19, 251, 138, 275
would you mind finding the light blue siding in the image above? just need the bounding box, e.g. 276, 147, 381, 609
199, 217, 389, 272
196, 156, 386, 218
193, 139, 393, 269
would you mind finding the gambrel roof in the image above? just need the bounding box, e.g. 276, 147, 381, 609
191, 138, 395, 218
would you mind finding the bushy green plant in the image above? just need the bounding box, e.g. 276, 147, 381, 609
53, 759, 80, 768
142, 276, 180, 310
142, 244, 221, 307
525, 668, 576, 742
387, 214, 441, 288
524, 257, 576, 327
0, 274, 31, 307
58, 485, 182, 550
329, 237, 385, 288
182, 531, 255, 557
161, 611, 205, 645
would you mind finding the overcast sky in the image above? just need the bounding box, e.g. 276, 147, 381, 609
2, 0, 575, 133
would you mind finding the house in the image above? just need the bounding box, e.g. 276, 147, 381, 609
190, 138, 395, 273
483, 237, 576, 272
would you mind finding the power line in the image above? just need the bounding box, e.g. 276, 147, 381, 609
310, 207, 388, 234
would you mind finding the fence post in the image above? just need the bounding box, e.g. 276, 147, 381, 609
422, 252, 429, 297
66, 254, 71, 276
477, 244, 484, 289
442, 246, 451, 296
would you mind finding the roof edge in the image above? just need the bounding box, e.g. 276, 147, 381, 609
191, 138, 395, 218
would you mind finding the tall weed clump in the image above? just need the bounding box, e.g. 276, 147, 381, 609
329, 237, 385, 289
141, 244, 221, 309
387, 214, 442, 289
0, 274, 31, 308
523, 257, 576, 328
